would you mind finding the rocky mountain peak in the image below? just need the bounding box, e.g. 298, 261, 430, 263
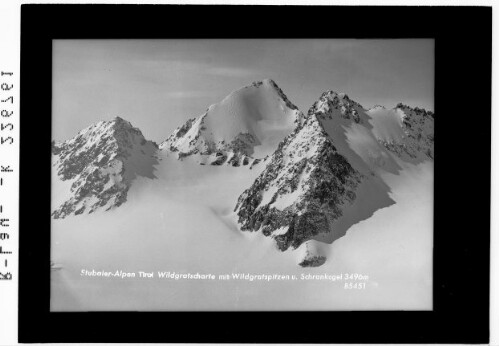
396, 103, 434, 119
307, 90, 363, 123
234, 108, 363, 254
258, 78, 299, 111
52, 117, 158, 219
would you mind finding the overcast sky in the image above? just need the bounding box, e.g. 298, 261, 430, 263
53, 39, 434, 143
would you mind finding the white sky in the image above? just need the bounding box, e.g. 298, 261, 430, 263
53, 39, 434, 143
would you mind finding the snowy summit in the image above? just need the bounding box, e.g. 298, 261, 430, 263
160, 79, 302, 166
51, 117, 158, 218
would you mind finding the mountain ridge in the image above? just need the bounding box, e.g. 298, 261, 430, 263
52, 117, 158, 218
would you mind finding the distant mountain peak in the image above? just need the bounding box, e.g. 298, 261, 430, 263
113, 115, 126, 122
160, 79, 303, 166
395, 103, 434, 118
249, 78, 300, 111
110, 116, 134, 128
307, 89, 363, 124
250, 78, 277, 88
320, 90, 350, 99
250, 78, 275, 87
366, 104, 434, 161
52, 117, 158, 219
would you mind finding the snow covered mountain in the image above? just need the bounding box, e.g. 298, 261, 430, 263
52, 80, 434, 310
234, 90, 434, 266
51, 117, 158, 218
367, 104, 434, 161
160, 79, 302, 167
51, 80, 434, 269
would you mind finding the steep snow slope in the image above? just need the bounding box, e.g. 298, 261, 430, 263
367, 106, 406, 143
160, 79, 302, 166
51, 117, 158, 218
366, 104, 434, 162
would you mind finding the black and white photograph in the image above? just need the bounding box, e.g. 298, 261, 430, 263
50, 39, 435, 311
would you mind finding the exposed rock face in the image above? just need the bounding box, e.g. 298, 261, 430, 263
299, 254, 327, 267
375, 104, 434, 161
159, 79, 302, 167
52, 117, 158, 219
162, 117, 197, 152
308, 90, 363, 124
234, 107, 363, 252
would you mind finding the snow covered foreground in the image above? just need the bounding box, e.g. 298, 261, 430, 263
51, 151, 432, 311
